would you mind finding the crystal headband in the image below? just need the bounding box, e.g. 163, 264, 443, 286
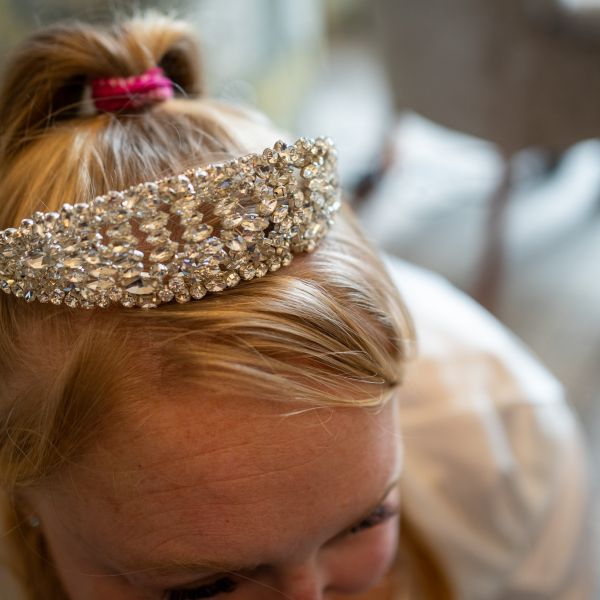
0, 136, 340, 309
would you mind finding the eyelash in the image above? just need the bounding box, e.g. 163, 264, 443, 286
346, 503, 399, 536
165, 503, 399, 600
167, 578, 236, 600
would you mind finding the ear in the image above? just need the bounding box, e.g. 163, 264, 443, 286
9, 490, 40, 527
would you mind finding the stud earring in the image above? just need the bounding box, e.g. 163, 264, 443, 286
28, 515, 40, 528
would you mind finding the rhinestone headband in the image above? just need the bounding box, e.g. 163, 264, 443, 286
0, 136, 340, 309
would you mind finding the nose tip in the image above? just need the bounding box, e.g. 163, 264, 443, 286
275, 561, 327, 600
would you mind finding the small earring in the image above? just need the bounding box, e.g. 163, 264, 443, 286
28, 515, 40, 528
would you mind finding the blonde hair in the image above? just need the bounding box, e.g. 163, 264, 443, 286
0, 12, 450, 600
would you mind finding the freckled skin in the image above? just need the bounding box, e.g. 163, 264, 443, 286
30, 391, 403, 599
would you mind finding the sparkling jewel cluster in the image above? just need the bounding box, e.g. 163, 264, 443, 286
0, 137, 340, 309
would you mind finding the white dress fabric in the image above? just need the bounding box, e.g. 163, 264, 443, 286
383, 254, 595, 600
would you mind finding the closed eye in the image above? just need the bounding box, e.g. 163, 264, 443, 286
346, 503, 399, 536
167, 577, 237, 600
164, 502, 399, 600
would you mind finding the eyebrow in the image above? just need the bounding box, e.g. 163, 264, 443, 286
129, 474, 401, 580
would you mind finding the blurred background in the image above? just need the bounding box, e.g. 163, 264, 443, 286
0, 0, 598, 592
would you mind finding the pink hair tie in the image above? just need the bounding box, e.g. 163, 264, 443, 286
91, 66, 174, 113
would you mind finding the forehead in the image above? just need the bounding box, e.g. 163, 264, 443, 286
50, 391, 401, 572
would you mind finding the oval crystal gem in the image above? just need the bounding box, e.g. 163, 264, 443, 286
241, 215, 269, 232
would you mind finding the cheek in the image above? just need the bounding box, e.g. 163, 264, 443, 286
324, 517, 400, 595
34, 509, 139, 600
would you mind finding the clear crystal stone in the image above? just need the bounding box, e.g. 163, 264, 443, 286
182, 223, 212, 242
226, 235, 246, 252
305, 222, 325, 239
189, 283, 207, 299
277, 217, 293, 232
137, 294, 159, 309
201, 237, 224, 255
108, 288, 123, 302
225, 271, 240, 287
63, 256, 84, 268
204, 272, 226, 292
301, 164, 318, 179
49, 288, 65, 304
66, 268, 87, 283
87, 279, 115, 292
149, 242, 178, 263
214, 199, 236, 216
310, 191, 325, 207
267, 257, 282, 271
149, 263, 168, 280
257, 263, 269, 278
239, 264, 256, 280
121, 266, 143, 279
25, 252, 48, 270
271, 204, 288, 223
90, 265, 118, 278
120, 293, 137, 308
241, 214, 269, 232
175, 289, 191, 303
222, 213, 243, 229
269, 231, 287, 248
258, 196, 277, 215
168, 275, 187, 292
64, 293, 79, 308
158, 288, 175, 302
145, 231, 171, 246
124, 273, 157, 295
140, 212, 169, 233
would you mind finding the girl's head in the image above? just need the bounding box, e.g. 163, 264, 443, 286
0, 12, 421, 600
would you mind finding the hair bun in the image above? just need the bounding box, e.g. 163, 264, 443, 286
0, 11, 204, 159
